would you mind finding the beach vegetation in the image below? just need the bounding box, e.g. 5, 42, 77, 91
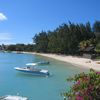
79, 39, 96, 51
33, 21, 98, 55
5, 44, 35, 52
3, 21, 100, 55
33, 31, 48, 52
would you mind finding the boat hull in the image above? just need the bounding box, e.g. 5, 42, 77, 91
14, 67, 49, 76
37, 61, 49, 65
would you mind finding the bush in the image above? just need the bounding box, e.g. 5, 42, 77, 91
62, 69, 100, 100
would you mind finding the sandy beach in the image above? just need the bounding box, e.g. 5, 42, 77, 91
23, 52, 100, 71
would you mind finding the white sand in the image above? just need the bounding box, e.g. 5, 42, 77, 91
22, 52, 100, 71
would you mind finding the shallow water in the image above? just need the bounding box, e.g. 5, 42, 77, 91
0, 52, 88, 100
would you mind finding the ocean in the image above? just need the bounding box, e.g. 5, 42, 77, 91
0, 52, 87, 100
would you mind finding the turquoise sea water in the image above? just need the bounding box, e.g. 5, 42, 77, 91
0, 52, 87, 100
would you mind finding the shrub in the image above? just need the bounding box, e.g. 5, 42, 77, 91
62, 69, 100, 100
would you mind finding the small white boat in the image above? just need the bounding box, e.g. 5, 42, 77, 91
0, 95, 28, 100
26, 61, 50, 66
37, 61, 49, 65
14, 63, 49, 76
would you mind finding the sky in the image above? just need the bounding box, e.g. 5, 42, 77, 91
0, 0, 100, 45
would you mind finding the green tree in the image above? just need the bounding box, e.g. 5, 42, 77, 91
33, 21, 96, 55
93, 21, 100, 33
79, 39, 96, 51
33, 31, 48, 52
93, 21, 100, 41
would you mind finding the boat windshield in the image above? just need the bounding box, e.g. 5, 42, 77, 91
26, 66, 37, 70
26, 63, 37, 66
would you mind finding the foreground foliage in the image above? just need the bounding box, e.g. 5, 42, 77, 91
63, 69, 100, 100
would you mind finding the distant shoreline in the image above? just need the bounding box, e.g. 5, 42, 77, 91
22, 52, 100, 71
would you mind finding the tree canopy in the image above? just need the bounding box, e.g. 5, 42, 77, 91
33, 21, 97, 55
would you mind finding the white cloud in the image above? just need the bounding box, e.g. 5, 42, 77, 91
0, 13, 7, 21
